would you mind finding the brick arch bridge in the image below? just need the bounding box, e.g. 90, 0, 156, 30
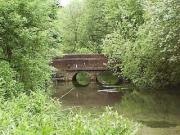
51, 54, 108, 81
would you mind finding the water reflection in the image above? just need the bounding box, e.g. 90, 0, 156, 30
53, 82, 180, 135
53, 82, 123, 106
139, 120, 177, 128
118, 89, 180, 124
119, 89, 180, 135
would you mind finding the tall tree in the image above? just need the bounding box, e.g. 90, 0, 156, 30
0, 0, 59, 97
59, 0, 85, 53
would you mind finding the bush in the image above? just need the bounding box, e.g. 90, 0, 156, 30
0, 0, 60, 94
0, 61, 23, 98
102, 0, 145, 79
121, 0, 180, 88
0, 92, 139, 135
103, 0, 180, 88
102, 32, 127, 77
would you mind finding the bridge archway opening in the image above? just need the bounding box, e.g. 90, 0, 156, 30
72, 71, 91, 87
96, 71, 119, 85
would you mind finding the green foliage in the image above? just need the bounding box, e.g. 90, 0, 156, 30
75, 71, 90, 86
121, 0, 180, 88
103, 0, 180, 88
102, 32, 126, 76
59, 0, 86, 53
60, 0, 179, 88
0, 92, 61, 135
60, 0, 105, 53
0, 0, 60, 94
103, 0, 144, 40
79, 0, 108, 53
0, 1, 139, 134
102, 0, 144, 78
0, 92, 139, 135
97, 71, 119, 85
0, 61, 23, 98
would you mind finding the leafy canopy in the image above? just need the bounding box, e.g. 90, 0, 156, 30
0, 0, 60, 97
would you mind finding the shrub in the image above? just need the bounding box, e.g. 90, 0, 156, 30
102, 0, 145, 79
0, 92, 139, 135
0, 61, 23, 98
121, 0, 180, 88
0, 0, 59, 94
103, 0, 180, 88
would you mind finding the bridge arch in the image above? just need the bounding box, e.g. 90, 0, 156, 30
96, 71, 119, 85
72, 71, 91, 86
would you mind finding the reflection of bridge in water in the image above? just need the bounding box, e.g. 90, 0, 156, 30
53, 82, 122, 106
51, 54, 108, 81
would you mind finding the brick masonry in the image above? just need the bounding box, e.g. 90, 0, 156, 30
51, 54, 108, 81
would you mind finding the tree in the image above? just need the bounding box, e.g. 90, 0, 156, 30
102, 0, 144, 78
59, 0, 86, 53
124, 0, 180, 88
60, 0, 113, 53
0, 0, 59, 97
79, 0, 108, 53
103, 0, 180, 88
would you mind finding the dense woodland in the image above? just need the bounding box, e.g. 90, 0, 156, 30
0, 0, 179, 134
60, 0, 180, 88
0, 0, 138, 134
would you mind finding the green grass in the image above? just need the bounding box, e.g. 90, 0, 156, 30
0, 91, 139, 135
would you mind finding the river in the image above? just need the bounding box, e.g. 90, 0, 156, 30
53, 82, 180, 135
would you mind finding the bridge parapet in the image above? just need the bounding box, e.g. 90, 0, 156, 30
52, 54, 108, 71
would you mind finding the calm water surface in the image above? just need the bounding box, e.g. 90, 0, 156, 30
53, 82, 180, 135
